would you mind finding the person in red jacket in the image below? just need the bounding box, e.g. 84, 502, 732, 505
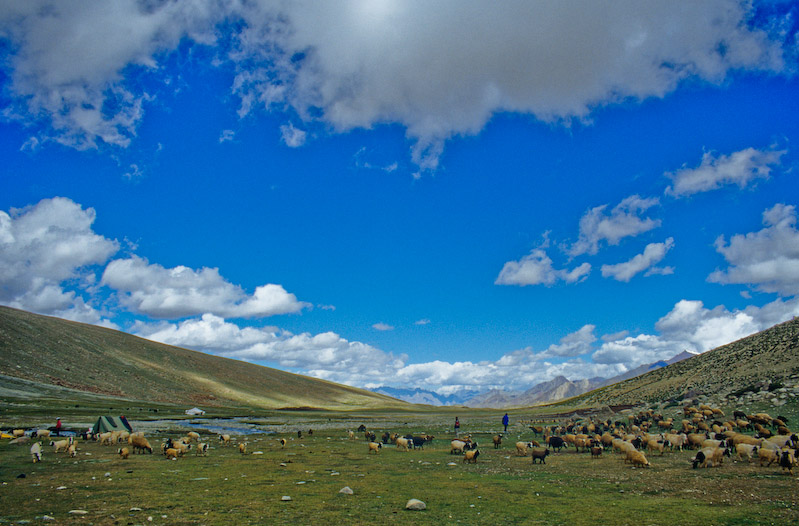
55, 417, 62, 436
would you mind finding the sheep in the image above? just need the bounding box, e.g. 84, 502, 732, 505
626, 450, 650, 468
12, 429, 25, 438
30, 441, 42, 463
118, 447, 130, 459
173, 441, 191, 454
279, 438, 287, 448
67, 444, 77, 457
219, 434, 231, 446
196, 443, 209, 456
531, 447, 550, 464
735, 443, 758, 463
239, 442, 247, 454
463, 449, 480, 463
664, 433, 688, 451
779, 449, 796, 475
590, 446, 603, 459
98, 432, 114, 445
758, 447, 780, 467
450, 439, 467, 454
50, 438, 73, 453
547, 436, 565, 452
129, 435, 153, 454
35, 429, 51, 439
516, 441, 532, 456
165, 448, 181, 460
186, 431, 200, 442
396, 437, 411, 451
368, 442, 382, 454
766, 434, 798, 449
692, 447, 730, 468
116, 430, 130, 443
347, 430, 355, 440
492, 434, 503, 449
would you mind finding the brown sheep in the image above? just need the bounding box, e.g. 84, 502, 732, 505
196, 443, 209, 456
165, 447, 181, 460
368, 442, 382, 454
492, 434, 503, 449
590, 446, 602, 459
118, 447, 130, 459
463, 449, 480, 463
758, 447, 780, 467
129, 435, 153, 454
626, 450, 650, 468
531, 447, 550, 464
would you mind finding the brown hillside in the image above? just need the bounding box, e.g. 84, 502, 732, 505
0, 306, 406, 410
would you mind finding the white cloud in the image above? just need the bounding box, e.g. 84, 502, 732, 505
542, 325, 597, 358
101, 255, 309, 319
593, 297, 799, 367
496, 246, 591, 286
666, 146, 787, 197
1, 1, 787, 170
0, 197, 118, 321
372, 322, 394, 331
709, 203, 799, 296
134, 314, 406, 378
601, 238, 675, 282
569, 195, 661, 256
414, 318, 431, 326
0, 0, 220, 149
279, 122, 307, 148
219, 129, 236, 143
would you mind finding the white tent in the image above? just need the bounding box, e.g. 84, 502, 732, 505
185, 407, 206, 416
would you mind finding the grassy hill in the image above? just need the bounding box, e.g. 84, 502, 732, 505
568, 316, 799, 408
0, 306, 406, 412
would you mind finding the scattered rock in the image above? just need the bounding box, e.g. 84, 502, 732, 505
339, 486, 354, 495
68, 510, 88, 515
130, 507, 142, 512
56, 486, 67, 490
281, 496, 292, 501
41, 516, 55, 521
405, 499, 426, 511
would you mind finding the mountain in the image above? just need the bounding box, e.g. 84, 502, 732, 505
464, 376, 606, 408
570, 317, 799, 407
0, 306, 406, 411
368, 386, 477, 406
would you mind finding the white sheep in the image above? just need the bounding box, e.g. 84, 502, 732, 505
67, 444, 77, 457
450, 439, 467, 454
735, 443, 758, 463
196, 443, 209, 456
395, 437, 411, 451
50, 437, 73, 453
30, 441, 43, 462
239, 442, 247, 454
219, 434, 231, 446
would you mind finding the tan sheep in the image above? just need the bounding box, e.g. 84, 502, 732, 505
239, 442, 247, 454
50, 438, 73, 453
395, 437, 411, 451
35, 429, 51, 439
186, 431, 200, 442
450, 439, 467, 454
735, 443, 758, 463
12, 429, 25, 438
368, 442, 382, 454
626, 450, 650, 468
758, 447, 780, 467
118, 447, 130, 459
219, 434, 231, 446
463, 449, 480, 463
165, 447, 181, 460
67, 444, 77, 457
196, 443, 209, 456
515, 441, 531, 456
129, 435, 153, 454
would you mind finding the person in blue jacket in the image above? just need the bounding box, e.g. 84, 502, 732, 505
502, 413, 509, 432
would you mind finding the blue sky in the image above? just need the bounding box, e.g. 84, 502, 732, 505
2, 1, 799, 396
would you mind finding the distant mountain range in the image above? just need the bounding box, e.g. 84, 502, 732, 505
371, 349, 700, 407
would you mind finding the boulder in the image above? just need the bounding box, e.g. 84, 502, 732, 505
405, 499, 426, 511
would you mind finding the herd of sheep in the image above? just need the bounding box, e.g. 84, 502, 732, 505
4, 404, 797, 478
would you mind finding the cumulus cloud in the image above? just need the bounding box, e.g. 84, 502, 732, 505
542, 325, 597, 358
601, 238, 675, 282
709, 203, 799, 296
593, 297, 799, 367
569, 195, 661, 256
1, 1, 787, 170
665, 146, 787, 197
218, 129, 236, 143
101, 255, 309, 319
372, 322, 394, 331
496, 246, 591, 286
134, 313, 406, 378
0, 197, 118, 322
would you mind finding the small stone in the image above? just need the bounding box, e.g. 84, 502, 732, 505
405, 499, 426, 511
42, 516, 55, 521
281, 496, 292, 501
447, 462, 457, 466
68, 510, 88, 515
56, 486, 67, 490
339, 486, 354, 495
130, 507, 142, 512
279, 463, 287, 467
104, 472, 111, 477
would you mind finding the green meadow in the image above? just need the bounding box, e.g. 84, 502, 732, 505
2, 408, 797, 526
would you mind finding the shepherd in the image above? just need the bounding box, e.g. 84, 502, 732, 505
502, 413, 509, 433
454, 417, 460, 438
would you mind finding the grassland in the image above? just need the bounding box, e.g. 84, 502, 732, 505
2, 407, 798, 526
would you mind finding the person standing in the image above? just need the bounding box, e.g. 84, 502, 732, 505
55, 417, 62, 437
502, 413, 509, 433
454, 417, 460, 438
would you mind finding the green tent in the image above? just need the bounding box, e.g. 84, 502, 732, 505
92, 416, 132, 435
